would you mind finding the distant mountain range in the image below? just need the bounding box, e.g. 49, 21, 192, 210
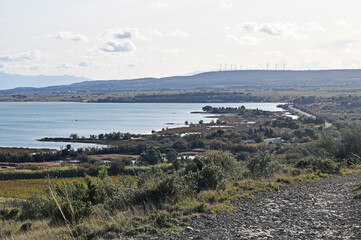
2, 69, 361, 93
0, 72, 90, 90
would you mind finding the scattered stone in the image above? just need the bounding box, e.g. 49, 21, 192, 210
161, 172, 361, 239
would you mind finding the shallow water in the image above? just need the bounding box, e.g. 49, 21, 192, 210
0, 102, 285, 149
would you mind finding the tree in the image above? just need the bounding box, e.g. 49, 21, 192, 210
138, 148, 163, 165
70, 133, 78, 140
185, 151, 241, 191
98, 165, 108, 180
172, 138, 188, 151
165, 148, 178, 162
202, 105, 213, 112
123, 132, 132, 140
109, 160, 125, 175
247, 151, 276, 178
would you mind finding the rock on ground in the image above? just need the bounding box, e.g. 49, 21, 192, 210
164, 172, 361, 239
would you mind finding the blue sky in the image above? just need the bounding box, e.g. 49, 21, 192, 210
1, 0, 361, 80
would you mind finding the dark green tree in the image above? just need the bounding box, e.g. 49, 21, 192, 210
138, 148, 163, 165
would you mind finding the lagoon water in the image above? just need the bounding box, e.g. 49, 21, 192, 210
0, 102, 285, 149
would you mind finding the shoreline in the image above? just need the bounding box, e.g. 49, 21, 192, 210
1, 102, 287, 150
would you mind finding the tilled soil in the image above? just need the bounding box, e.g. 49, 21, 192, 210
165, 172, 361, 239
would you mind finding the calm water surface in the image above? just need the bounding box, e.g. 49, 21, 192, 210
0, 102, 285, 149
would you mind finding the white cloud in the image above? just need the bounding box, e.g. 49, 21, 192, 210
241, 22, 307, 39
8, 64, 47, 71
219, 0, 233, 10
103, 28, 146, 40
100, 28, 143, 53
164, 48, 183, 56
78, 61, 94, 67
241, 22, 258, 32
27, 65, 42, 71
222, 26, 231, 32
252, 51, 283, 57
150, 1, 170, 9
341, 59, 361, 69
333, 39, 357, 49
169, 29, 190, 39
214, 54, 224, 59
48, 31, 89, 42
300, 50, 322, 55
57, 64, 72, 69
110, 30, 131, 39
298, 61, 332, 70
100, 40, 136, 52
227, 35, 261, 45
334, 20, 352, 29
0, 50, 44, 62
149, 29, 163, 37
316, 39, 358, 53
264, 51, 283, 56
304, 21, 325, 32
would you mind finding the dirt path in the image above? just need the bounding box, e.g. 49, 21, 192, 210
167, 172, 361, 239
288, 105, 316, 119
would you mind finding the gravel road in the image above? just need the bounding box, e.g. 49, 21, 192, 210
165, 172, 361, 239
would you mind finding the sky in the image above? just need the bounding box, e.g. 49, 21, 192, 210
1, 0, 361, 80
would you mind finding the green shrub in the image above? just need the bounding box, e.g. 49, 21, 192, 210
123, 163, 172, 175
12, 176, 112, 223
50, 181, 93, 224
247, 151, 279, 178
0, 208, 20, 220
138, 149, 163, 165
312, 158, 340, 174
295, 156, 340, 174
19, 220, 32, 232
98, 165, 108, 180
13, 196, 51, 220
0, 166, 85, 180
185, 151, 241, 191
165, 148, 178, 163
109, 159, 126, 175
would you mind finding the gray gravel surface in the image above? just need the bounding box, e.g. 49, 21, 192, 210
157, 172, 361, 239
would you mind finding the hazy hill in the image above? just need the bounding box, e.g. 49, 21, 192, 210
2, 69, 361, 93
0, 72, 90, 90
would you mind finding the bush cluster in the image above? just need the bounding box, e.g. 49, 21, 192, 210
11, 151, 242, 225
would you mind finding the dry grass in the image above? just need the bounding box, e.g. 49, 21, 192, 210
88, 154, 138, 161
0, 165, 356, 239
0, 176, 133, 199
0, 219, 72, 240
0, 148, 56, 154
